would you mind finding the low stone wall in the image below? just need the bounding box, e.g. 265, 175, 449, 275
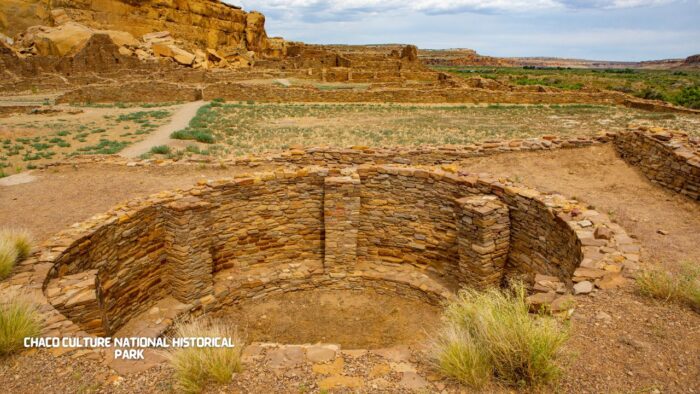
56, 81, 201, 103
53, 80, 699, 113
614, 128, 700, 200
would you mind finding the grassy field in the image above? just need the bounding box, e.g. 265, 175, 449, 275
171, 102, 700, 157
434, 66, 700, 109
0, 107, 173, 176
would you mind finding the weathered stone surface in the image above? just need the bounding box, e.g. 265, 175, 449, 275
306, 345, 337, 363
16, 21, 137, 57
2, 0, 269, 53
456, 195, 510, 288
615, 127, 700, 201
13, 163, 638, 343
152, 43, 195, 66
573, 280, 594, 295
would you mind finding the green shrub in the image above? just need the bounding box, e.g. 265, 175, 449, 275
185, 145, 201, 154
637, 88, 666, 101
0, 294, 40, 356
673, 86, 700, 109
210, 98, 226, 108
431, 283, 568, 388
637, 263, 700, 311
171, 129, 215, 144
150, 145, 172, 155
167, 318, 244, 393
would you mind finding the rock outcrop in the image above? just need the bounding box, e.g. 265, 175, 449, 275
682, 54, 700, 68
16, 21, 138, 57
0, 0, 269, 54
57, 33, 139, 73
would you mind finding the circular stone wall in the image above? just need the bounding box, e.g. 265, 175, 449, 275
21, 165, 639, 340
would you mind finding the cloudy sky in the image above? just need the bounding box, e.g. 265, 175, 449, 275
228, 0, 700, 61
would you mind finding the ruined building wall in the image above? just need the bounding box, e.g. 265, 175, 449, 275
615, 129, 700, 200
38, 165, 640, 336
208, 172, 326, 273
356, 167, 466, 278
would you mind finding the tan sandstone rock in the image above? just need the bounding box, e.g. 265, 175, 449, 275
152, 43, 195, 66
1, 0, 270, 54
17, 21, 137, 57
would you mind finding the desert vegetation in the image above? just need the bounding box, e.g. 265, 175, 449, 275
0, 229, 32, 279
431, 283, 569, 389
436, 66, 700, 109
0, 108, 173, 173
0, 292, 40, 357
166, 318, 244, 394
636, 263, 700, 311
165, 102, 699, 157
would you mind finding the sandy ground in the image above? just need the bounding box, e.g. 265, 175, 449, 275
216, 289, 442, 349
459, 145, 700, 268
119, 101, 205, 158
0, 104, 174, 171
0, 145, 699, 393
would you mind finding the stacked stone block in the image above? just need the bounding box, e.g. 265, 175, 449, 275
323, 173, 361, 273
208, 171, 325, 273
356, 166, 464, 276
163, 197, 215, 304
94, 206, 169, 335
615, 129, 700, 200
45, 269, 105, 336
36, 165, 643, 339
456, 195, 511, 288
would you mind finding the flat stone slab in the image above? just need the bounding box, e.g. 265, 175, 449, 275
0, 171, 36, 186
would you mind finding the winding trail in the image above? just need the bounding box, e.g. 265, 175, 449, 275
120, 100, 205, 158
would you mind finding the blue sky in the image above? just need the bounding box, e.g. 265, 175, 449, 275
228, 0, 700, 61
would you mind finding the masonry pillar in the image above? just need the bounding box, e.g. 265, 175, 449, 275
323, 173, 361, 273
164, 197, 214, 303
456, 195, 510, 289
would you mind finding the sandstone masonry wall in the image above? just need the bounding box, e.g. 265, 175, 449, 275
614, 128, 700, 200
2, 165, 638, 341
208, 171, 325, 273
54, 81, 698, 113
456, 196, 510, 289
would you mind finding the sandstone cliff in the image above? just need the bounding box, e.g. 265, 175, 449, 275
682, 54, 700, 68
0, 0, 269, 53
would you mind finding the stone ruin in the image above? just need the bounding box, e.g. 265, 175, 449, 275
0, 161, 642, 349
3, 125, 698, 367
3, 1, 698, 113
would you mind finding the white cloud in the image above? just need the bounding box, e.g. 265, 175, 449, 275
235, 0, 683, 16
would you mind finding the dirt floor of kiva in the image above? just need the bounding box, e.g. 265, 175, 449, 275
0, 144, 699, 393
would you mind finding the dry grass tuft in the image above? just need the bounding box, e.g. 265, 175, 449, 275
0, 229, 33, 280
0, 293, 40, 357
167, 318, 244, 393
431, 283, 569, 389
0, 239, 18, 280
637, 263, 700, 312
0, 228, 33, 261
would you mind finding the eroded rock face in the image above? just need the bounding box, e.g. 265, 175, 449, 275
684, 54, 700, 65
15, 21, 138, 57
0, 0, 268, 53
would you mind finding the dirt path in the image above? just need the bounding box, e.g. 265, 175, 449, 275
119, 100, 205, 158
